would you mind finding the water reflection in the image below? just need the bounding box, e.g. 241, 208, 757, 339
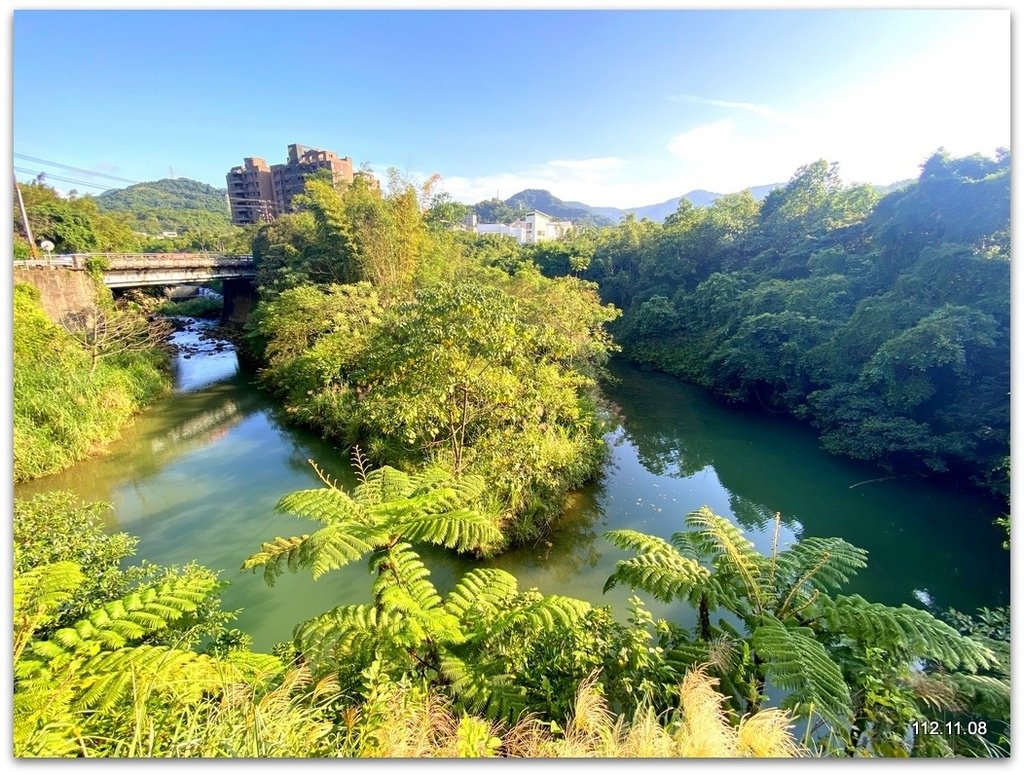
602, 360, 1008, 613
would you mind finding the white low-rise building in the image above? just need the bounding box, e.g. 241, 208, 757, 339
474, 210, 572, 244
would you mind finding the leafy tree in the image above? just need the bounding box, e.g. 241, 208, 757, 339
471, 197, 522, 224
425, 191, 471, 230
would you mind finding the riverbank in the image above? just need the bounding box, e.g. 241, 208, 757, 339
13, 282, 172, 482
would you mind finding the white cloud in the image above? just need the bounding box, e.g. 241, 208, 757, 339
431, 15, 1009, 209
660, 13, 1009, 193
666, 120, 736, 163
546, 157, 625, 171
670, 95, 796, 124
438, 156, 672, 207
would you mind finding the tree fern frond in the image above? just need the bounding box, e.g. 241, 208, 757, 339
605, 529, 677, 556
13, 561, 85, 622
443, 568, 519, 621
14, 562, 86, 662
409, 470, 486, 503
946, 673, 1011, 717
77, 645, 232, 709
303, 523, 391, 579
399, 510, 502, 552
752, 618, 852, 730
669, 530, 705, 562
356, 466, 414, 506
43, 575, 218, 660
686, 508, 766, 606
439, 654, 525, 720
294, 604, 400, 668
376, 586, 465, 648
371, 544, 443, 613
276, 487, 365, 525
222, 650, 287, 685
774, 537, 868, 601
403, 465, 451, 493
367, 544, 466, 647
486, 593, 590, 638
822, 595, 997, 672
241, 535, 309, 585
603, 552, 710, 602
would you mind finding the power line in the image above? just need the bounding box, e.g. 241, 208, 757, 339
13, 153, 141, 185
13, 167, 114, 191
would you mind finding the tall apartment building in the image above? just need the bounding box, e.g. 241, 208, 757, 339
225, 157, 277, 226
226, 143, 358, 226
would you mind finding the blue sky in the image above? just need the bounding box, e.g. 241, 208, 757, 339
12, 7, 1010, 208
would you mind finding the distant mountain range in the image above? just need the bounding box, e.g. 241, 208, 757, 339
498, 184, 783, 226
492, 179, 913, 226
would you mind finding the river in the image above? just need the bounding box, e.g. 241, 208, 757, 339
15, 319, 1010, 651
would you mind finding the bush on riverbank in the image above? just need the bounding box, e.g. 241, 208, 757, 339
247, 173, 620, 543
13, 283, 171, 482
252, 272, 617, 543
156, 295, 222, 318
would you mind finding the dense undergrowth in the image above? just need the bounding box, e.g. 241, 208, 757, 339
13, 282, 171, 482
13, 484, 1008, 758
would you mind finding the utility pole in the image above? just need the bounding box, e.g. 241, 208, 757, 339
13, 173, 38, 258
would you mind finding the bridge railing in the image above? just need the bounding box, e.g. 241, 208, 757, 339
14, 253, 254, 271
12, 256, 77, 269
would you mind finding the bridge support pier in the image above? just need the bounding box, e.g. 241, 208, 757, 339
222, 278, 258, 323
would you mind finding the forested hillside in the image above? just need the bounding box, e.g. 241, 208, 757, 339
96, 178, 231, 234
532, 150, 1010, 501
14, 179, 250, 255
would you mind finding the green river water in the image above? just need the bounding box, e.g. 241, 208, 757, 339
15, 319, 1010, 651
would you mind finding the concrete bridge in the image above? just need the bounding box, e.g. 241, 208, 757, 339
13, 253, 258, 322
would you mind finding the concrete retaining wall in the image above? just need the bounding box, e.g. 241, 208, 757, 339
14, 268, 98, 326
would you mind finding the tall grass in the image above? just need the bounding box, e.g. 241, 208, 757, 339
13, 283, 171, 482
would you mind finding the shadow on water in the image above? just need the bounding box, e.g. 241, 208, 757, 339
14, 329, 1009, 650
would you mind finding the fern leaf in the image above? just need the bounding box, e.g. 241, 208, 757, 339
294, 604, 404, 668
439, 653, 526, 720
686, 507, 766, 606
304, 523, 391, 579
371, 544, 441, 610
605, 529, 677, 556
486, 593, 590, 637
77, 645, 232, 710
774, 537, 868, 600
603, 552, 710, 603
276, 486, 365, 525
752, 618, 852, 730
822, 595, 996, 672
14, 562, 86, 662
240, 534, 309, 585
42, 574, 218, 661
400, 510, 502, 552
14, 561, 85, 621
222, 650, 286, 685
356, 466, 413, 506
443, 568, 519, 621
